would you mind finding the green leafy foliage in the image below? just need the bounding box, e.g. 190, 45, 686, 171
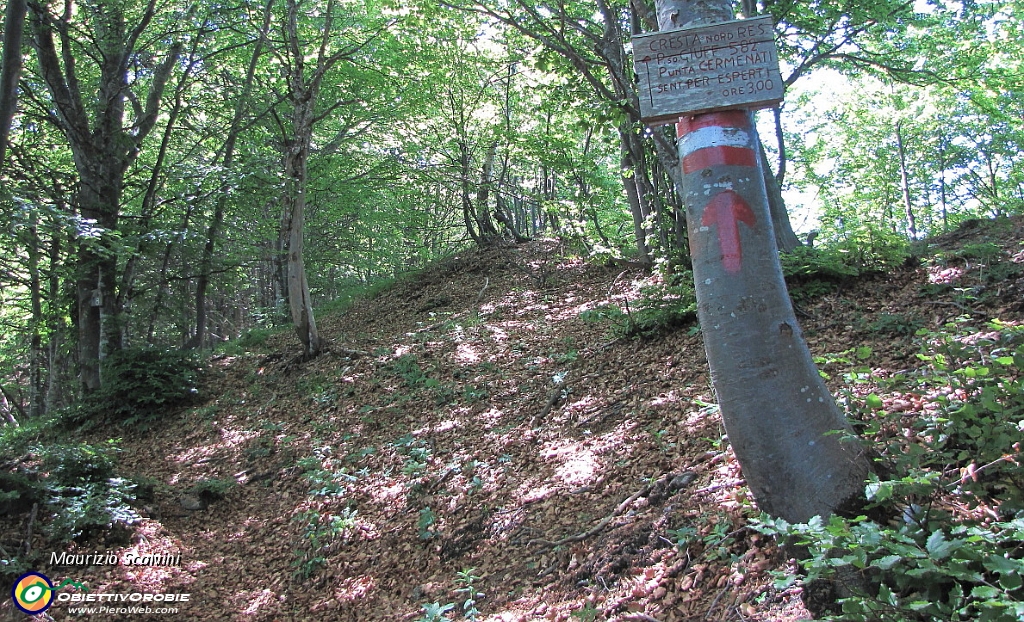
454, 567, 484, 620
756, 513, 1024, 622
413, 568, 486, 622
222, 327, 284, 353
299, 458, 356, 498
415, 601, 455, 622
70, 347, 204, 428
32, 442, 138, 545
906, 322, 1024, 510
0, 422, 140, 582
418, 506, 437, 540
781, 246, 863, 280
754, 320, 1024, 620
291, 507, 358, 581
781, 246, 864, 302
864, 313, 925, 337
617, 272, 698, 338
570, 603, 599, 621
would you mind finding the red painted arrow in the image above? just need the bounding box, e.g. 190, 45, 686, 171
701, 190, 756, 274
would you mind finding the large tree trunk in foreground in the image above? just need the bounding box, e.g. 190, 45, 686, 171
680, 113, 868, 521
659, 0, 869, 522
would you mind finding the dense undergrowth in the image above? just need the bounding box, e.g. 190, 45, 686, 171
0, 347, 202, 582
0, 420, 141, 580
757, 318, 1024, 621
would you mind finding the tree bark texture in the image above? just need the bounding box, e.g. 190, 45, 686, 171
283, 111, 322, 357
656, 0, 869, 522
0, 0, 27, 171
679, 113, 868, 523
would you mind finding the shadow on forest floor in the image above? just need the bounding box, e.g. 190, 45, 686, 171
6, 216, 1024, 621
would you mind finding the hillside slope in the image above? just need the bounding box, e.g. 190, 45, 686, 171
30, 217, 1024, 621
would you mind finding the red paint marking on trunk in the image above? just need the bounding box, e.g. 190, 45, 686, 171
701, 190, 756, 273
677, 111, 751, 134
682, 146, 757, 173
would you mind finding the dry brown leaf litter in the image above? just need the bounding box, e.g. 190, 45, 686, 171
24, 217, 1024, 622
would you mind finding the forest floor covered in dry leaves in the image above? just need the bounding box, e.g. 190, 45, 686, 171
22, 217, 1024, 620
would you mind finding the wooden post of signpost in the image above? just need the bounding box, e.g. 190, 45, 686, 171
636, 2, 870, 523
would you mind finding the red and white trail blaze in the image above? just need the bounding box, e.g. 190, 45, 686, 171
677, 111, 758, 273
700, 190, 755, 273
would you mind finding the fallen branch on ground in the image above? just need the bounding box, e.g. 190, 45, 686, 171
476, 277, 490, 303
528, 474, 668, 548
538, 384, 564, 419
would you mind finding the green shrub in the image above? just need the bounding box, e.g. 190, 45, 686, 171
617, 271, 698, 338
813, 223, 911, 271
232, 327, 279, 350
291, 507, 357, 581
1, 433, 140, 581
46, 477, 139, 542
944, 241, 1004, 263
187, 477, 235, 501
781, 246, 862, 281
753, 320, 1024, 621
865, 313, 925, 337
782, 246, 863, 303
755, 512, 1024, 622
70, 347, 204, 427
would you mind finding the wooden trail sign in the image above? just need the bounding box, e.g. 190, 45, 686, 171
633, 15, 783, 124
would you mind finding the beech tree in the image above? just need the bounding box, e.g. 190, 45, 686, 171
655, 0, 870, 522
28, 0, 183, 391
273, 0, 396, 356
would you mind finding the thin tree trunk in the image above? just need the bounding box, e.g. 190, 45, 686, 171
189, 0, 273, 349
895, 121, 917, 239
474, 140, 501, 241
147, 202, 194, 343
44, 232, 65, 413
283, 109, 322, 357
621, 128, 652, 263
279, 0, 361, 357
984, 150, 1000, 216
27, 208, 44, 417
759, 139, 802, 252
938, 138, 948, 231
773, 106, 786, 186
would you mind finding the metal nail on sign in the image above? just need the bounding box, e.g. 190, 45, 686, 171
633, 15, 784, 124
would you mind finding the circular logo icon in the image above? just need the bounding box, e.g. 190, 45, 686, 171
11, 572, 54, 615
